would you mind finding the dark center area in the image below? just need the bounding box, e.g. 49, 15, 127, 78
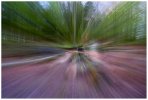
77, 47, 84, 52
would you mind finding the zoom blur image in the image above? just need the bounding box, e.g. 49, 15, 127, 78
2, 1, 146, 98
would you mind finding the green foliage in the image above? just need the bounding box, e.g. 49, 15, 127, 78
2, 1, 146, 49
89, 2, 146, 46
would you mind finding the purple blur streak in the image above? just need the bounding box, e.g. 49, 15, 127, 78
2, 46, 146, 98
